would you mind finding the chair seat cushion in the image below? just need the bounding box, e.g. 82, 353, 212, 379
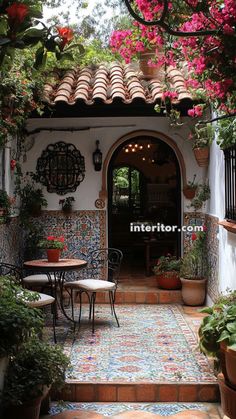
65, 279, 116, 291
25, 293, 55, 308
23, 274, 50, 285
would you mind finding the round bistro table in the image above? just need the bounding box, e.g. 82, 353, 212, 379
23, 258, 87, 323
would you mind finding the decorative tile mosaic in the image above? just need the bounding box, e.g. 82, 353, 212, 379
205, 214, 219, 303
50, 402, 210, 417
183, 212, 220, 303
49, 304, 216, 384
183, 212, 206, 253
0, 217, 22, 264
26, 210, 106, 261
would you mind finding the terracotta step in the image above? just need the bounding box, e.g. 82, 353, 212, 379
55, 382, 219, 403
75, 290, 183, 304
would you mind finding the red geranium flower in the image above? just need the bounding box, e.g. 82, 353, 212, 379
6, 3, 29, 25
191, 233, 197, 241
57, 27, 73, 48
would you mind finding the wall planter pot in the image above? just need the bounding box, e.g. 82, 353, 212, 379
183, 186, 197, 200
156, 272, 181, 290
46, 249, 61, 263
4, 396, 42, 419
218, 373, 236, 419
180, 278, 206, 306
193, 147, 209, 167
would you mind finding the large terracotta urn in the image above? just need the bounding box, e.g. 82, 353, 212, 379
180, 278, 206, 306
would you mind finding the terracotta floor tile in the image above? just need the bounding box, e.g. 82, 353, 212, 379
178, 385, 198, 401
75, 384, 95, 401
97, 385, 117, 401
146, 293, 158, 304
124, 292, 136, 303
159, 292, 172, 304
135, 292, 146, 303
198, 385, 219, 402
117, 385, 136, 401
159, 385, 178, 401
136, 384, 157, 401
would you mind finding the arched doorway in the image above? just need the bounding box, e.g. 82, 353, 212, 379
108, 135, 181, 276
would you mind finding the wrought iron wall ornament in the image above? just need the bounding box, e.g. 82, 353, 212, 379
36, 142, 85, 195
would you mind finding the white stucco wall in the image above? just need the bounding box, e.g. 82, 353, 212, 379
24, 116, 205, 214
208, 139, 236, 293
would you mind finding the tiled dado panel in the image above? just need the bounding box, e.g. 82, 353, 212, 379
183, 212, 219, 303
28, 210, 106, 261
0, 218, 22, 264
205, 214, 219, 302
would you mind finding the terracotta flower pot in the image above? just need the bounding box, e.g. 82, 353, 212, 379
183, 186, 197, 199
180, 277, 206, 306
139, 50, 164, 80
225, 347, 236, 389
193, 147, 209, 167
218, 373, 236, 419
46, 249, 61, 263
156, 272, 182, 290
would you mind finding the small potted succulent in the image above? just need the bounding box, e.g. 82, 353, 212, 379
180, 230, 208, 306
38, 235, 66, 262
59, 196, 75, 215
153, 255, 181, 290
2, 335, 70, 419
183, 175, 198, 199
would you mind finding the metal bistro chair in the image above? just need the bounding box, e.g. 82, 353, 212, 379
0, 262, 57, 342
64, 248, 123, 333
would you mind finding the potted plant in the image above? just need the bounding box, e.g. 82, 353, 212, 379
189, 183, 211, 211
2, 335, 70, 419
0, 190, 11, 221
153, 255, 181, 290
191, 123, 214, 167
59, 196, 75, 215
180, 230, 208, 306
0, 277, 43, 394
20, 183, 47, 217
183, 175, 198, 199
199, 296, 236, 418
38, 235, 66, 262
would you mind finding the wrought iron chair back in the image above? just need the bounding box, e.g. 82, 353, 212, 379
86, 248, 123, 285
0, 262, 23, 285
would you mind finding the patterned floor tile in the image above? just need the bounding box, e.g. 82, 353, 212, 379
49, 402, 221, 417
45, 304, 216, 384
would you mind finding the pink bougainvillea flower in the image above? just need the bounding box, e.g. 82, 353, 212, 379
6, 3, 29, 25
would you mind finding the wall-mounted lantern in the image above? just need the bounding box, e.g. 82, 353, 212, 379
93, 140, 102, 171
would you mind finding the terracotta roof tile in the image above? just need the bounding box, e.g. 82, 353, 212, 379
43, 62, 193, 106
